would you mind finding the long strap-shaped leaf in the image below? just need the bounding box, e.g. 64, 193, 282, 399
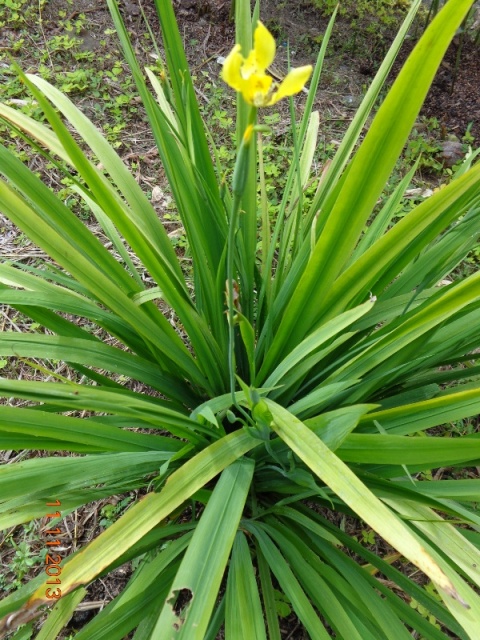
264, 400, 469, 609
225, 532, 267, 640
0, 520, 192, 624
0, 405, 186, 452
0, 263, 151, 357
152, 0, 223, 209
0, 430, 260, 636
381, 202, 480, 299
264, 518, 411, 640
0, 452, 176, 531
20, 67, 225, 391
257, 299, 373, 386
360, 386, 480, 435
261, 0, 475, 372
319, 164, 480, 323
0, 333, 196, 406
0, 178, 206, 389
247, 522, 332, 639
151, 459, 254, 639
74, 535, 192, 640
290, 504, 468, 638
19, 74, 228, 391
107, 0, 228, 349
304, 0, 422, 229
258, 9, 337, 327
0, 379, 207, 444
0, 147, 133, 296
16, 77, 185, 289
336, 433, 480, 467
35, 589, 87, 640
327, 270, 480, 399
385, 499, 480, 639
257, 0, 422, 359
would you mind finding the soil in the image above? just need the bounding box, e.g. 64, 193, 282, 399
1, 0, 479, 638
423, 38, 480, 140
66, 0, 480, 141
171, 0, 480, 139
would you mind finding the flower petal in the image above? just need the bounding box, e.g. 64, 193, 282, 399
269, 65, 313, 105
254, 21, 276, 71
241, 49, 258, 80
241, 72, 273, 106
222, 44, 243, 91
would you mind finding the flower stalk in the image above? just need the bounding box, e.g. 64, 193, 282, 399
222, 21, 313, 403
227, 111, 256, 403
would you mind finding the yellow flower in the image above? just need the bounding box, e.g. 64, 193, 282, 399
222, 21, 312, 107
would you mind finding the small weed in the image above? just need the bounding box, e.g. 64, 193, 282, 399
1, 522, 44, 593
57, 10, 87, 34
0, 0, 45, 29
273, 589, 292, 618
401, 117, 462, 179
450, 417, 479, 436
410, 582, 443, 635
311, 0, 411, 58
360, 528, 376, 545
99, 496, 134, 529
45, 33, 83, 55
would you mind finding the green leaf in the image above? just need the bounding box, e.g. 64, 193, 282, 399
247, 523, 331, 639
337, 433, 480, 467
151, 459, 254, 639
256, 543, 281, 640
35, 589, 87, 640
225, 532, 266, 639
261, 0, 475, 369
259, 300, 374, 386
237, 312, 256, 382
305, 405, 377, 451
0, 452, 173, 530
0, 333, 197, 406
386, 500, 480, 638
360, 385, 480, 435
265, 399, 468, 606
5, 430, 259, 630
74, 535, 191, 640
0, 405, 182, 452
265, 518, 409, 640
0, 378, 207, 444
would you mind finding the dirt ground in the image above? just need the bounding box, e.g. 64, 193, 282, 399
171, 0, 480, 139
423, 39, 480, 140
42, 0, 480, 139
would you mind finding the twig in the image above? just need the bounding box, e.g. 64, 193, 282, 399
202, 23, 212, 56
